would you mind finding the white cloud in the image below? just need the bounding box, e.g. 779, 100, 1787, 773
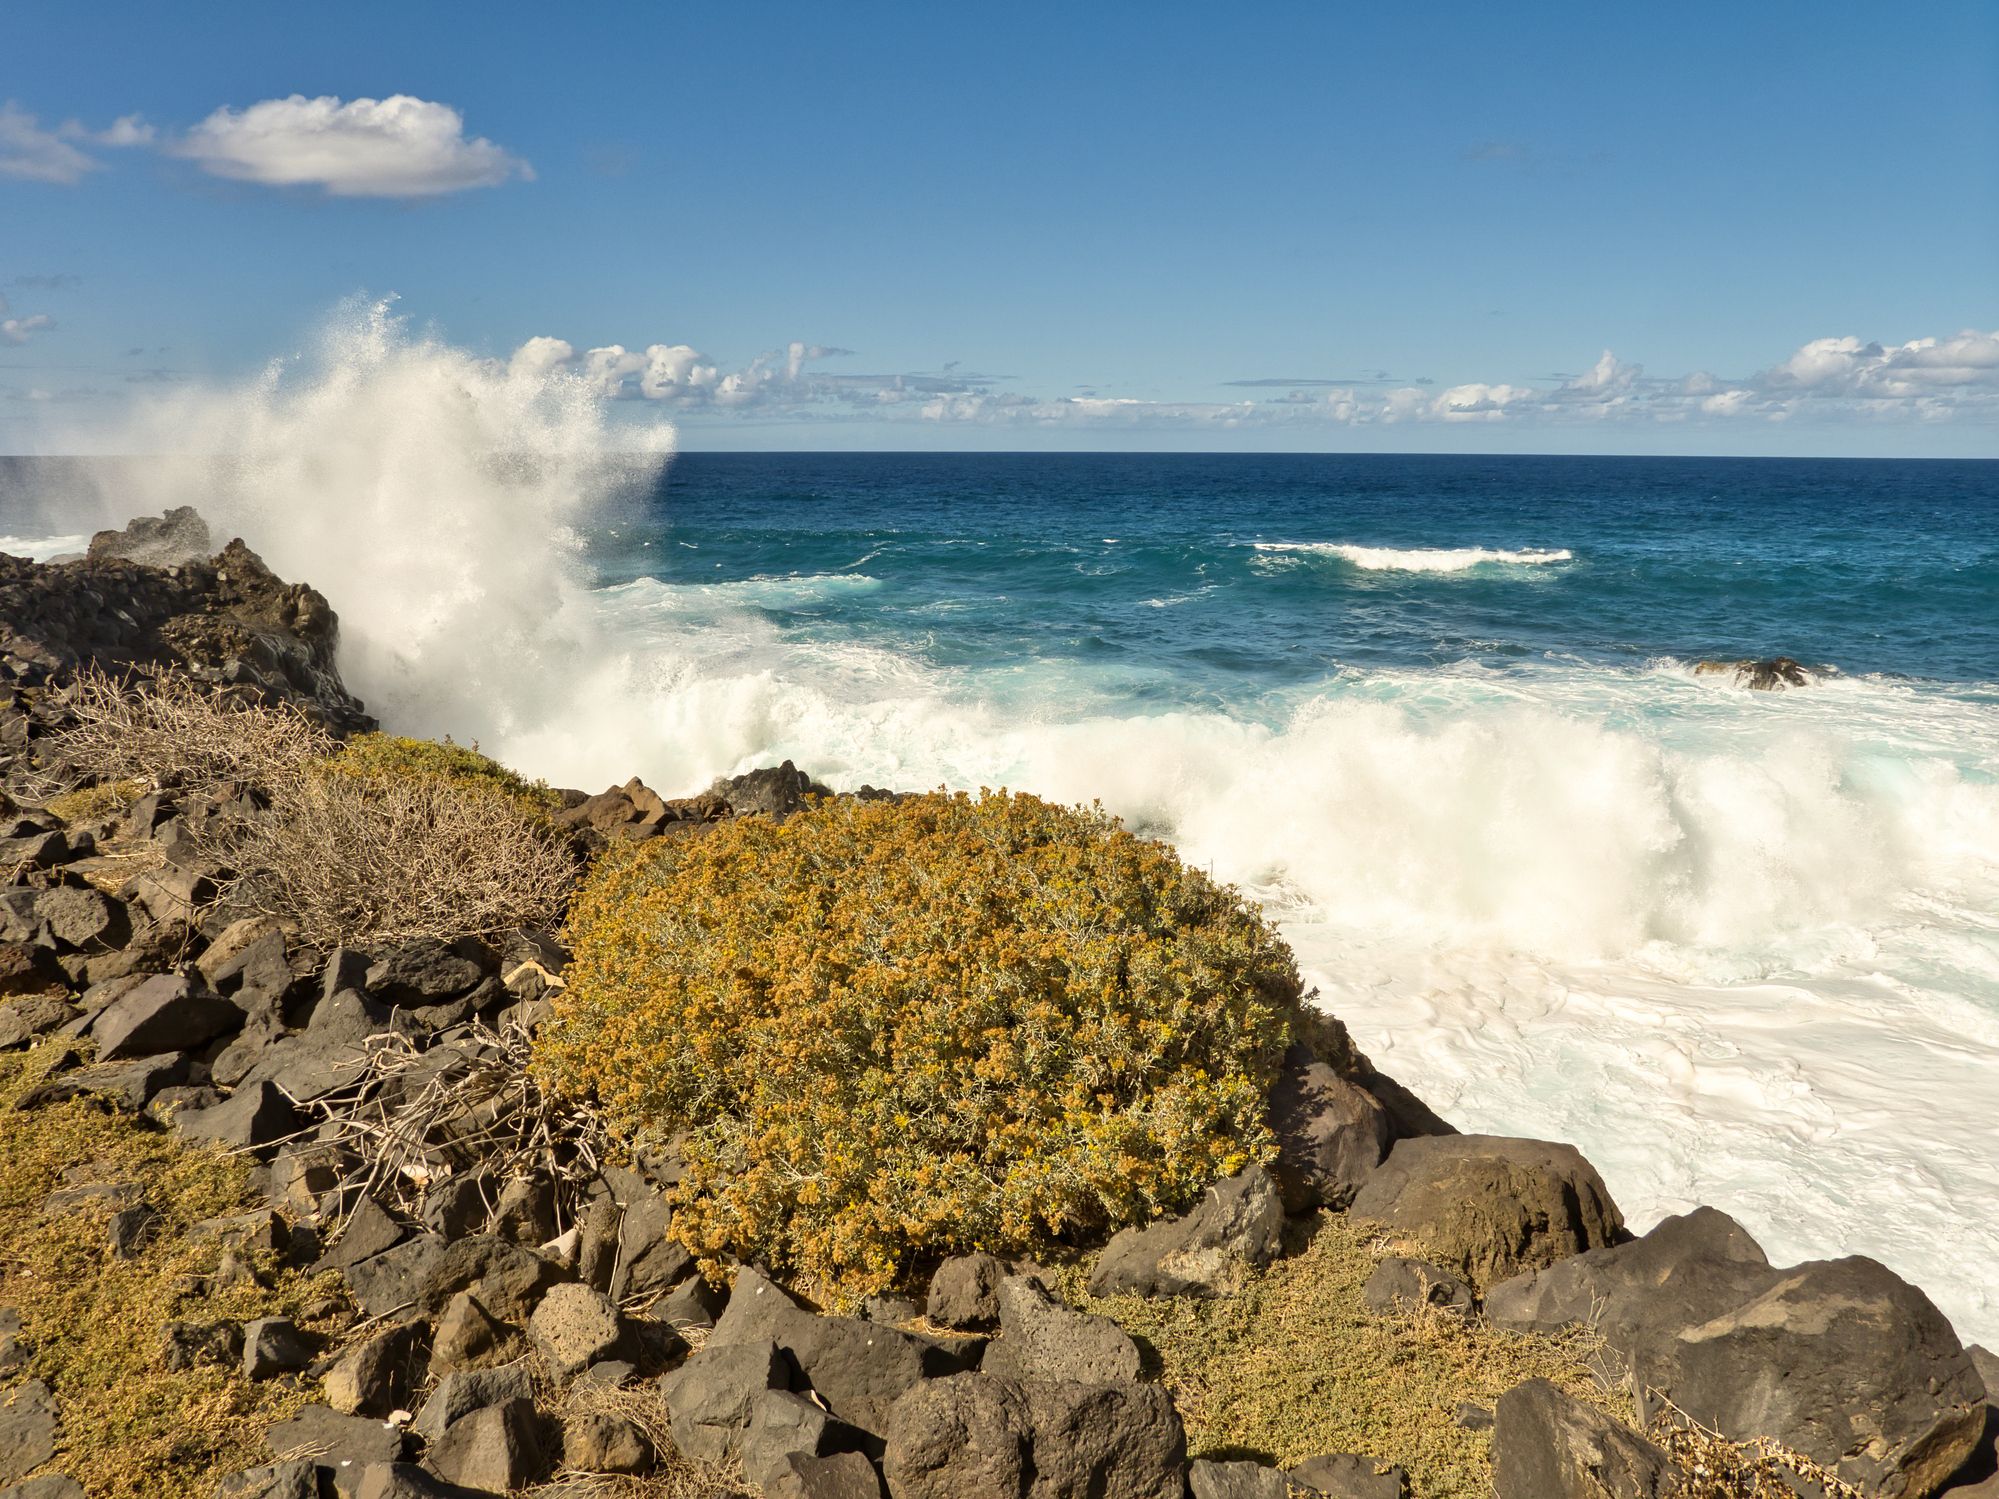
0, 102, 101, 183
0, 314, 56, 346
504, 325, 1999, 431
175, 94, 531, 197
62, 113, 155, 148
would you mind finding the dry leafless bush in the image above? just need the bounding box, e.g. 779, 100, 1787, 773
1649, 1396, 1864, 1499
299, 1015, 608, 1234
226, 766, 576, 948
39, 666, 332, 796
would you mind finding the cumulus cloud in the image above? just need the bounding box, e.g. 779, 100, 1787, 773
0, 295, 55, 347
175, 95, 531, 197
504, 325, 1999, 431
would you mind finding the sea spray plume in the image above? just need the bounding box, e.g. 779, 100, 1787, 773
71, 297, 674, 761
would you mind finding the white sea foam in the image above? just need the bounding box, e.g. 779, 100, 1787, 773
1255, 541, 1574, 572
32, 306, 1999, 1345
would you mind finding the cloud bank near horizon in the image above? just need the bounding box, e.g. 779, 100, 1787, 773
514, 328, 1999, 430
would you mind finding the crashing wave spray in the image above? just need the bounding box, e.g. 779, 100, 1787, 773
72, 298, 674, 767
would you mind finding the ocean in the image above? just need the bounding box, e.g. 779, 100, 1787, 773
7, 424, 1997, 1347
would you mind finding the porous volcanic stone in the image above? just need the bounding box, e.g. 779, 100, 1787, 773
1188, 1459, 1289, 1499
562, 1411, 654, 1475
657, 1337, 789, 1464
527, 1282, 624, 1379
980, 1277, 1141, 1386
422, 1395, 545, 1491
926, 1253, 1007, 1330
1286, 1452, 1411, 1499
1347, 1133, 1623, 1290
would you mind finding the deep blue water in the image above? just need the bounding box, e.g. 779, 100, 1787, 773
590, 453, 1999, 693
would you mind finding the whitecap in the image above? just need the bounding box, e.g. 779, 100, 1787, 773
1254, 541, 1574, 572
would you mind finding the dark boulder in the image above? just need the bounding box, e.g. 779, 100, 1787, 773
1286, 1453, 1410, 1498
1020, 1378, 1186, 1499
0, 1380, 59, 1484
980, 1277, 1140, 1386
88, 972, 242, 1060
214, 1460, 321, 1499
421, 1395, 546, 1492
264, 1403, 405, 1470
742, 1389, 840, 1491
709, 1268, 976, 1437
1692, 656, 1815, 690
241, 1316, 313, 1379
1088, 1164, 1285, 1298
1362, 1256, 1475, 1317
412, 1366, 535, 1447
771, 1450, 885, 1498
1187, 1460, 1289, 1499
882, 1373, 1034, 1499
1268, 1042, 1394, 1212
1488, 1212, 1986, 1498
428, 1292, 518, 1377
173, 1080, 301, 1150
1346, 1134, 1623, 1290
657, 1336, 789, 1464
17, 1051, 191, 1112
562, 1411, 654, 1475
927, 1253, 1007, 1330
1492, 1378, 1678, 1499
324, 1322, 426, 1418
86, 506, 211, 566
711, 760, 834, 819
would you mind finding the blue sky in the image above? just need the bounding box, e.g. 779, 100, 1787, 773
3, 2, 1995, 453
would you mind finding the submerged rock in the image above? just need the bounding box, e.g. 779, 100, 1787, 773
1692, 655, 1816, 690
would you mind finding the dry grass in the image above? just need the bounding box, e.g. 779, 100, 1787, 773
1652, 1403, 1864, 1499
1073, 1212, 1625, 1499
0, 1040, 350, 1499
40, 778, 148, 827
529, 1376, 746, 1499
39, 667, 331, 797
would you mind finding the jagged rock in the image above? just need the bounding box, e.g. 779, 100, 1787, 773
1346, 1134, 1623, 1290
1188, 1460, 1289, 1499
160, 1319, 243, 1371
214, 1458, 320, 1499
489, 1175, 555, 1246
88, 972, 242, 1060
1491, 1379, 1678, 1499
1488, 1209, 1987, 1498
418, 1178, 489, 1242
1693, 656, 1815, 690
770, 1451, 884, 1499
422, 1395, 545, 1491
364, 940, 486, 1007
242, 1317, 313, 1379
412, 1366, 535, 1446
1021, 1379, 1186, 1499
710, 1269, 975, 1437
0, 995, 73, 1049
87, 506, 212, 565
712, 761, 834, 818
980, 1277, 1141, 1386
0, 1476, 85, 1499
174, 1080, 301, 1149
607, 1171, 691, 1302
32, 886, 126, 951
319, 1197, 408, 1274
0, 1381, 59, 1484
197, 918, 283, 985
343, 1236, 449, 1322
351, 1466, 485, 1499
429, 1292, 518, 1376
264, 1404, 405, 1470
324, 1322, 425, 1417
1362, 1256, 1475, 1317
16, 1050, 191, 1112
927, 1254, 1007, 1330
657, 1337, 789, 1464
563, 1411, 654, 1475
1286, 1453, 1410, 1499
0, 945, 65, 1002
528, 1282, 625, 1380
1088, 1164, 1285, 1298
0, 529, 373, 731
1268, 1042, 1394, 1212
742, 1389, 838, 1491
417, 1236, 561, 1322
1454, 1402, 1494, 1432
654, 1275, 727, 1333
883, 1373, 1034, 1499
108, 1203, 157, 1257
575, 1194, 619, 1291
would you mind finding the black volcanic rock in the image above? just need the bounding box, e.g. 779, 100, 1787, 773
0, 511, 372, 734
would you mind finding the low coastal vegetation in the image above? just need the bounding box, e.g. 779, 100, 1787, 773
541, 789, 1301, 1302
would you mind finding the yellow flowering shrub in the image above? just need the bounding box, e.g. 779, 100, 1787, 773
537, 789, 1305, 1302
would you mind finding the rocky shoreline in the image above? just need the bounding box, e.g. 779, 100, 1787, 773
0, 514, 1990, 1499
